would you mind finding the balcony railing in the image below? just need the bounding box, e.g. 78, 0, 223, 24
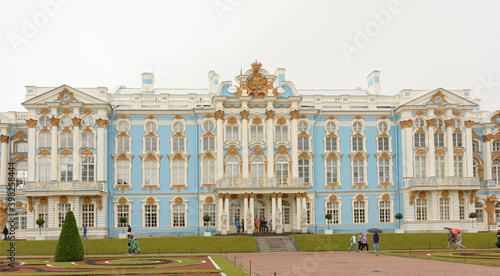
402, 177, 481, 189
24, 181, 107, 192
217, 177, 306, 188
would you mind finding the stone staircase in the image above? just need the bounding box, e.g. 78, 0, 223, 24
254, 236, 299, 252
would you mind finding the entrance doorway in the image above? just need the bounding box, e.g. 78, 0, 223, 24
229, 200, 241, 233
282, 200, 292, 232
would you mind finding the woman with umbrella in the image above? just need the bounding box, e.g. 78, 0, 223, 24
127, 233, 140, 256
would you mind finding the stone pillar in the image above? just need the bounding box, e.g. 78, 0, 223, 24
452, 191, 460, 220
48, 197, 55, 228
216, 110, 224, 180
27, 119, 37, 182
73, 197, 80, 227
399, 120, 413, 178
295, 193, 301, 232
243, 193, 250, 234
277, 193, 283, 233
50, 117, 59, 181
224, 193, 230, 234
404, 191, 415, 222
301, 193, 307, 233
249, 193, 255, 233
465, 121, 474, 178
241, 110, 249, 177
266, 110, 275, 178
427, 119, 436, 177
291, 110, 299, 177
484, 131, 493, 181
0, 135, 9, 186
217, 194, 223, 233
271, 193, 276, 232
445, 119, 455, 177
96, 119, 107, 182
429, 192, 438, 221
72, 118, 81, 181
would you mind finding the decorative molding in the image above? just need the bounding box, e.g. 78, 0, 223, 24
452, 110, 462, 117
326, 183, 340, 190
399, 120, 413, 128
0, 135, 9, 143
464, 120, 474, 128
458, 191, 464, 198
57, 88, 77, 103
441, 190, 449, 198
61, 109, 72, 115
174, 197, 184, 204
379, 183, 393, 190
290, 110, 299, 120
72, 117, 81, 127
118, 197, 128, 205
409, 191, 416, 205
415, 110, 425, 116
252, 117, 263, 125
324, 152, 340, 160
454, 148, 464, 155
146, 115, 157, 120
485, 194, 500, 225
81, 109, 94, 115
50, 117, 59, 126
59, 196, 68, 204
27, 197, 34, 212
205, 196, 214, 204
444, 119, 455, 128
418, 191, 427, 199
377, 115, 388, 120
266, 110, 275, 120
416, 128, 426, 133
470, 190, 477, 204
39, 108, 50, 115
328, 194, 338, 202
352, 115, 365, 121
381, 193, 390, 201
96, 118, 108, 128
83, 196, 92, 204
353, 183, 367, 190
240, 110, 249, 120
215, 110, 224, 120
40, 197, 48, 205
146, 197, 156, 205
227, 116, 238, 125
429, 90, 446, 105
81, 150, 93, 156
202, 152, 216, 160
472, 131, 481, 141
276, 117, 287, 125
426, 119, 436, 127
26, 119, 38, 128
355, 194, 365, 201
415, 149, 427, 155
60, 149, 72, 156
11, 131, 27, 141
435, 149, 446, 155
96, 195, 103, 211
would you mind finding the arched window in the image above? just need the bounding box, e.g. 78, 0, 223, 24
226, 156, 240, 179
298, 158, 310, 183
14, 141, 28, 153
493, 158, 500, 183
251, 156, 265, 178
275, 156, 289, 183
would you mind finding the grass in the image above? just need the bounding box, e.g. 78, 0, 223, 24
1, 236, 258, 256
291, 233, 499, 251
381, 250, 500, 266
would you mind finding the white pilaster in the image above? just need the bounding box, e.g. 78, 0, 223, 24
73, 197, 80, 227
452, 192, 460, 220
97, 125, 105, 181
295, 194, 301, 231
73, 120, 81, 181
484, 127, 493, 181
28, 127, 36, 181
271, 193, 276, 232
224, 195, 230, 233
0, 140, 8, 186
97, 195, 107, 228
291, 112, 299, 177
217, 195, 223, 233
216, 112, 224, 180
446, 122, 455, 177
51, 123, 58, 181
241, 112, 249, 177
267, 111, 274, 177
429, 192, 438, 221
49, 198, 55, 228
277, 195, 283, 233
465, 124, 473, 177
301, 195, 307, 232
403, 125, 414, 177
428, 123, 436, 177
243, 194, 249, 234
249, 194, 255, 233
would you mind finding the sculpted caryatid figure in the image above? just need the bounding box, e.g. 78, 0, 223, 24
276, 208, 282, 227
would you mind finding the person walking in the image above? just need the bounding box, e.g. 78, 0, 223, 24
235, 218, 241, 233
447, 232, 457, 250
2, 226, 8, 241
456, 233, 465, 250
127, 225, 132, 233
360, 233, 369, 252
241, 218, 245, 232
127, 235, 134, 256
357, 232, 363, 252
348, 234, 358, 252
261, 218, 268, 233
495, 229, 500, 248
372, 233, 380, 256
82, 225, 88, 239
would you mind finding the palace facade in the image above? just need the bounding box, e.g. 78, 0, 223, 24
1, 61, 499, 240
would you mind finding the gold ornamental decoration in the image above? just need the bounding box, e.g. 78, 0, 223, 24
50, 117, 59, 126
96, 118, 108, 128
215, 110, 224, 120
381, 193, 390, 201
353, 183, 367, 190
252, 117, 262, 125
441, 190, 449, 198
27, 197, 34, 212
174, 197, 184, 204
452, 110, 462, 117
282, 193, 289, 199
227, 117, 238, 125
464, 120, 474, 128
415, 110, 425, 116
290, 110, 299, 120
60, 196, 68, 204
379, 182, 393, 190
470, 190, 477, 204
266, 110, 275, 120
72, 117, 81, 127
40, 197, 48, 205
39, 108, 50, 115
435, 110, 444, 116
328, 195, 338, 202
276, 145, 289, 155
429, 90, 446, 105
146, 197, 156, 205
82, 109, 94, 115
173, 115, 184, 120
231, 194, 238, 199
241, 60, 276, 98
490, 112, 500, 128
399, 120, 413, 129
256, 194, 264, 199
97, 195, 103, 211
0, 135, 9, 143
409, 191, 416, 205
485, 195, 500, 225
118, 197, 128, 205
57, 88, 77, 103
327, 183, 340, 190
240, 110, 249, 120
83, 196, 92, 204
61, 109, 72, 115
353, 115, 365, 121
418, 191, 426, 199
355, 194, 365, 201
26, 119, 38, 128
444, 119, 455, 128
415, 149, 427, 155
205, 196, 214, 204
426, 119, 436, 127
458, 191, 464, 198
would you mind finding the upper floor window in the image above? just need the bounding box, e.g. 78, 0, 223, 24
81, 133, 94, 148
14, 141, 28, 153
352, 122, 363, 133
454, 155, 464, 178
298, 158, 310, 183
352, 137, 363, 151
378, 159, 390, 183
116, 160, 131, 185
226, 156, 240, 178
203, 121, 215, 132
39, 115, 51, 128
116, 121, 130, 132
452, 133, 463, 147
146, 121, 158, 133
39, 133, 51, 148
60, 156, 73, 181
60, 116, 72, 128
250, 125, 264, 142
435, 118, 444, 129
81, 157, 95, 182
172, 122, 184, 133
171, 160, 185, 185
144, 160, 158, 186
38, 157, 51, 182
116, 136, 130, 152
202, 159, 216, 184
81, 116, 95, 127
145, 136, 159, 152
325, 159, 338, 184
60, 133, 73, 148
435, 155, 445, 178
473, 141, 481, 152
434, 132, 444, 148
493, 140, 500, 152
377, 137, 389, 151
414, 133, 426, 148
275, 125, 288, 141
298, 136, 309, 151
377, 122, 388, 133
414, 117, 425, 129
202, 136, 215, 151
453, 118, 462, 129
326, 122, 337, 133
298, 121, 308, 132
251, 156, 265, 178
415, 155, 426, 178
352, 159, 365, 183
325, 136, 338, 151
226, 125, 239, 142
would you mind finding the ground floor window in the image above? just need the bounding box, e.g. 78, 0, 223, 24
353, 201, 366, 224
38, 204, 48, 228
173, 204, 186, 227
58, 203, 71, 227
144, 204, 158, 227
326, 201, 339, 224
459, 197, 466, 220
117, 204, 130, 228
496, 203, 500, 222
82, 203, 95, 227
379, 200, 391, 223
438, 197, 450, 220
203, 204, 216, 227
475, 201, 484, 223
13, 207, 27, 230
416, 198, 427, 221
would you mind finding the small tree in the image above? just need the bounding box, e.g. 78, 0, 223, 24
54, 211, 84, 262
395, 213, 403, 229
119, 217, 128, 233
203, 215, 211, 232
325, 213, 332, 230
469, 212, 477, 229
36, 218, 45, 236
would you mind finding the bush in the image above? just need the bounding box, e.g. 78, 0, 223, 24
395, 213, 403, 220
54, 211, 84, 262
203, 215, 211, 231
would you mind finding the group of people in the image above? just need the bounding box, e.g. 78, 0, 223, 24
446, 231, 466, 250
234, 217, 271, 233
348, 232, 381, 256
126, 225, 140, 256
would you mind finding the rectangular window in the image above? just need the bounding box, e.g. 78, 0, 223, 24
439, 197, 450, 220
307, 202, 312, 224
473, 141, 481, 152
435, 155, 445, 178
38, 204, 48, 228
378, 137, 389, 151
325, 137, 337, 151
326, 159, 338, 184
15, 142, 28, 153
82, 203, 95, 227
326, 202, 339, 224
250, 125, 264, 142
353, 159, 365, 183
414, 133, 426, 148
60, 157, 73, 181
116, 136, 130, 152
353, 201, 366, 224
415, 155, 426, 178
39, 157, 51, 182
13, 208, 27, 230
202, 136, 215, 151
116, 160, 130, 185
459, 198, 466, 220
173, 204, 186, 227
434, 133, 444, 148
38, 133, 52, 148
81, 157, 95, 182
203, 204, 216, 226
144, 204, 158, 227
145, 137, 159, 152
172, 160, 185, 185
378, 159, 390, 183
81, 133, 94, 148
117, 205, 130, 228
352, 137, 363, 151
144, 160, 158, 186
379, 201, 391, 223
454, 155, 464, 178
275, 125, 288, 141
493, 141, 500, 152
298, 159, 310, 183
226, 126, 239, 142
202, 159, 216, 184
453, 133, 463, 147
416, 198, 427, 221
58, 203, 71, 227
60, 133, 74, 148
298, 136, 309, 151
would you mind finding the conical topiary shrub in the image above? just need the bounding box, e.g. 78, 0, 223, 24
54, 211, 84, 262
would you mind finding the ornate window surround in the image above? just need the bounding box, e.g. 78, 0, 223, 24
113, 197, 133, 228
377, 194, 394, 223
325, 195, 342, 224
170, 197, 189, 228
323, 152, 342, 189
141, 197, 160, 228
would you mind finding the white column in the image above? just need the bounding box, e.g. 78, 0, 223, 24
73, 119, 81, 181
271, 193, 276, 232
446, 120, 455, 177
291, 111, 299, 177
97, 195, 107, 229
51, 120, 58, 181
241, 111, 249, 178
249, 194, 255, 232
277, 195, 283, 233
400, 124, 407, 178
73, 197, 80, 227
216, 111, 224, 180
267, 110, 275, 178
428, 121, 436, 177
452, 192, 460, 220
429, 192, 438, 221
301, 194, 307, 232
49, 198, 55, 228
484, 127, 493, 181
217, 194, 223, 233
97, 121, 106, 182
465, 122, 474, 178
28, 126, 36, 182
243, 194, 249, 234
0, 137, 9, 186
224, 194, 230, 233
400, 121, 414, 178
295, 193, 301, 231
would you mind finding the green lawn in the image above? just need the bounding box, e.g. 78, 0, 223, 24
1, 236, 258, 256
291, 233, 499, 251
381, 250, 500, 266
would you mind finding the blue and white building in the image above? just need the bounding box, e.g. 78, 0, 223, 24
1, 61, 499, 240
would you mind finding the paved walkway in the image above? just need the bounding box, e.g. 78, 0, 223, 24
230, 251, 499, 276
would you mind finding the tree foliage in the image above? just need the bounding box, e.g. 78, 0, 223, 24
54, 211, 84, 262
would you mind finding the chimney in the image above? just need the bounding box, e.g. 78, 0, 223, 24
366, 70, 381, 95
141, 72, 155, 93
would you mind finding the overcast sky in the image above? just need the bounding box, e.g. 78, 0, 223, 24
1, 0, 500, 112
